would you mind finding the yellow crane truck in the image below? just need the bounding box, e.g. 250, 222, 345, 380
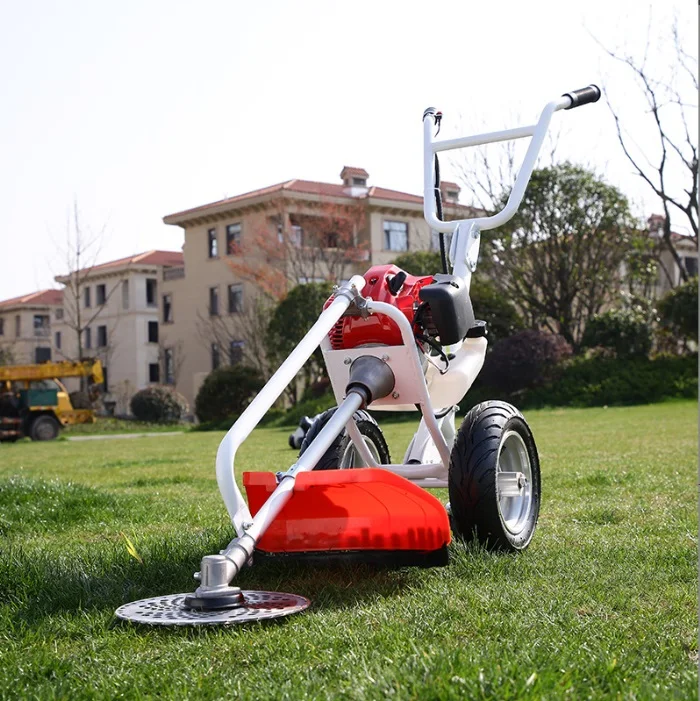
0, 360, 104, 441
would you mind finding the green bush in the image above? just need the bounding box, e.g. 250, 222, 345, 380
658, 277, 698, 346
524, 354, 698, 407
391, 251, 443, 276
470, 276, 523, 348
266, 282, 334, 404
130, 386, 189, 423
480, 330, 573, 393
581, 307, 652, 358
194, 365, 264, 423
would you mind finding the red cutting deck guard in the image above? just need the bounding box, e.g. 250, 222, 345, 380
243, 469, 451, 554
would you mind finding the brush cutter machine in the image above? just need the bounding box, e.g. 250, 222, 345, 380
116, 85, 601, 626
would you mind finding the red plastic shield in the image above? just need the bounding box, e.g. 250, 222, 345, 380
243, 468, 451, 554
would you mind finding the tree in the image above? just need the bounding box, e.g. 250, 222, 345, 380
657, 277, 698, 351
391, 251, 443, 276
266, 282, 334, 404
0, 347, 14, 366
596, 18, 698, 283
227, 195, 368, 300
489, 163, 636, 347
195, 291, 276, 380
53, 203, 125, 387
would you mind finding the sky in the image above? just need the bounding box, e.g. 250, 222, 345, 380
0, 0, 696, 300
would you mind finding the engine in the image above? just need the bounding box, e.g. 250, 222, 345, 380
326, 264, 474, 350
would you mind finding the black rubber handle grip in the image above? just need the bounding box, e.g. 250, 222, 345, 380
562, 84, 601, 109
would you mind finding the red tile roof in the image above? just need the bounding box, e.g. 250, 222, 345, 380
163, 178, 462, 223
0, 288, 63, 309
84, 250, 184, 273
340, 166, 369, 179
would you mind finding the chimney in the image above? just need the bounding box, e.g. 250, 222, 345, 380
340, 166, 369, 187
439, 181, 461, 204
647, 214, 665, 237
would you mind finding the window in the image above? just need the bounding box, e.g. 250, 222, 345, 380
352, 176, 366, 186
384, 221, 408, 251
122, 280, 129, 310
229, 340, 244, 365
146, 278, 157, 306
324, 231, 339, 248
148, 363, 160, 383
164, 348, 174, 384
14, 315, 20, 337
208, 228, 218, 258
431, 229, 452, 255
226, 223, 241, 254
684, 256, 698, 277
96, 284, 106, 305
209, 287, 219, 316
228, 284, 243, 313
0, 318, 3, 336
148, 321, 159, 343
55, 331, 61, 349
103, 366, 109, 393
97, 325, 107, 348
55, 308, 64, 320
84, 327, 92, 349
33, 315, 49, 337
35, 347, 51, 363
211, 342, 220, 370
291, 225, 303, 247
162, 294, 172, 323
84, 286, 91, 308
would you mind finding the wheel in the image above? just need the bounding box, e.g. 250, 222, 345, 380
448, 401, 540, 552
298, 408, 391, 470
29, 415, 61, 441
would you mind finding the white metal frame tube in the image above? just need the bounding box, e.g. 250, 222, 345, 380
364, 299, 452, 474
423, 95, 571, 235
215, 275, 366, 536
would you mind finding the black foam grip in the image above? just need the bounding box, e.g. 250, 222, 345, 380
563, 84, 601, 109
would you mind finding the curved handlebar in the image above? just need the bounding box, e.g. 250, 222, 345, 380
422, 85, 601, 235
562, 84, 601, 110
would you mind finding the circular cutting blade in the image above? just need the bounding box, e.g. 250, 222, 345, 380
115, 591, 310, 626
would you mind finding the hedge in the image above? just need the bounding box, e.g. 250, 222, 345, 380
465, 354, 697, 410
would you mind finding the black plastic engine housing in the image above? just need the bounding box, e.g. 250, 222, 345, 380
418, 274, 475, 345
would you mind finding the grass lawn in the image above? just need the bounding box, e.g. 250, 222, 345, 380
0, 401, 697, 699
61, 417, 187, 436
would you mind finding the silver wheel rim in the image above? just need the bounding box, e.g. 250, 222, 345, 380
339, 436, 381, 468
496, 430, 533, 535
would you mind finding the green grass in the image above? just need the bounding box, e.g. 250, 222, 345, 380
0, 401, 696, 699
62, 416, 187, 436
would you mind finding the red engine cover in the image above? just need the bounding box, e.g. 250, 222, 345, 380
327, 265, 433, 349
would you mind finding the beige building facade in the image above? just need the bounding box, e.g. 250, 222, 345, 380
0, 289, 63, 365
52, 250, 184, 413
160, 167, 472, 406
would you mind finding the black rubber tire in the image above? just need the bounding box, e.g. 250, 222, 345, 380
448, 401, 540, 552
29, 415, 61, 441
298, 408, 391, 470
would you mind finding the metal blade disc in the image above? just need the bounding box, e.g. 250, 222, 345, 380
115, 591, 310, 626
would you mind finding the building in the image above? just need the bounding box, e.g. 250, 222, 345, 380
52, 250, 184, 413
160, 167, 473, 406
646, 214, 698, 297
0, 289, 63, 364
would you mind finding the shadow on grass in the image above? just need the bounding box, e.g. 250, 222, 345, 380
2, 531, 462, 629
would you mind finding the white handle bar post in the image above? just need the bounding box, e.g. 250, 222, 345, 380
423, 95, 572, 281
215, 275, 366, 536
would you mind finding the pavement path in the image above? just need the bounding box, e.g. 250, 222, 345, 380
67, 431, 186, 442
